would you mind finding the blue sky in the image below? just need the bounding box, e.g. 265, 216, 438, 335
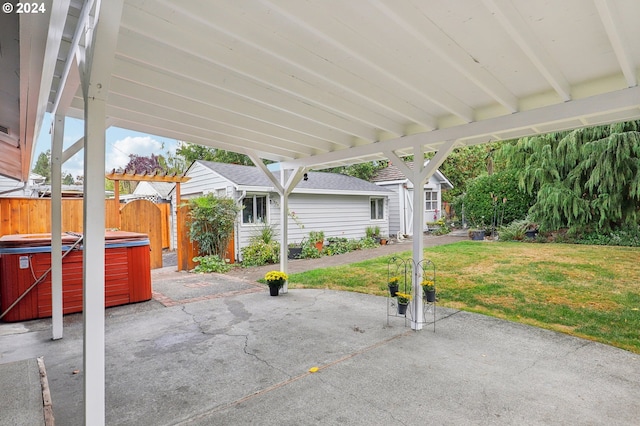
35, 113, 180, 179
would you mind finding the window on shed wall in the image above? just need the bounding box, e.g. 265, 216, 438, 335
425, 191, 438, 211
370, 197, 384, 220
242, 195, 267, 224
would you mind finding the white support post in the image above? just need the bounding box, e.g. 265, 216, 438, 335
77, 1, 124, 424
411, 148, 427, 331
51, 115, 64, 340
385, 142, 457, 330
280, 189, 289, 292
83, 95, 107, 425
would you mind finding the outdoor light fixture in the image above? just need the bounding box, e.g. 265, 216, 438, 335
303, 173, 308, 181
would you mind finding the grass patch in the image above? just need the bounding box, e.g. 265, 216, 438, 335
288, 241, 640, 354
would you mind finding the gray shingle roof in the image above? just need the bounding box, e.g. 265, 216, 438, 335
371, 161, 453, 189
196, 161, 390, 193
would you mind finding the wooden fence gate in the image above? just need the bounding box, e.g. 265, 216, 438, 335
120, 199, 163, 269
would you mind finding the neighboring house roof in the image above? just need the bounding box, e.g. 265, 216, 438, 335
133, 181, 175, 198
371, 161, 453, 190
194, 160, 391, 195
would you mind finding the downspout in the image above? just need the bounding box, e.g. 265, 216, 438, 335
236, 190, 246, 263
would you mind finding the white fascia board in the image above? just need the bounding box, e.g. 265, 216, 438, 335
236, 185, 275, 193
374, 179, 408, 186
291, 188, 394, 196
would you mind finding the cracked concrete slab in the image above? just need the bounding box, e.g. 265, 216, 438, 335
1, 286, 639, 425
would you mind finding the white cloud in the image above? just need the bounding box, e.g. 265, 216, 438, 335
106, 136, 165, 172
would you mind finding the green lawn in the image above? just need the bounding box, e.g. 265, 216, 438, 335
287, 241, 640, 354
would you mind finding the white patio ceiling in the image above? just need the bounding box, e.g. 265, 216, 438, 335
9, 0, 640, 180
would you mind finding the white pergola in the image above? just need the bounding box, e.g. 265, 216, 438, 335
5, 0, 640, 424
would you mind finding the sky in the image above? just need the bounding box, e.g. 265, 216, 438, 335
35, 113, 180, 179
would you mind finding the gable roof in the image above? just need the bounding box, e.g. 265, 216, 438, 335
371, 162, 453, 190
195, 160, 391, 195
133, 181, 175, 198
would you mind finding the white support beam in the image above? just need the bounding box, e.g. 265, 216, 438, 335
51, 0, 94, 115
51, 114, 64, 340
593, 0, 637, 87
62, 136, 85, 164
79, 1, 124, 424
375, 0, 518, 113
281, 86, 640, 170
481, 0, 571, 101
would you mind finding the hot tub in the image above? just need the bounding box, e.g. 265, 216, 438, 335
0, 231, 151, 322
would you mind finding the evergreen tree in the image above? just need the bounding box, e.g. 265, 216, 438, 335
176, 143, 253, 165
497, 120, 640, 233
32, 150, 51, 183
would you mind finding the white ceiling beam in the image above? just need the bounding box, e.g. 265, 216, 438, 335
105, 90, 324, 156
107, 78, 339, 153
111, 57, 365, 147
260, 0, 474, 123
146, 0, 437, 130
103, 103, 314, 158
106, 83, 338, 154
281, 85, 640, 169
375, 0, 518, 113
116, 28, 405, 138
51, 0, 94, 114
593, 0, 637, 87
482, 0, 571, 101
119, 5, 378, 142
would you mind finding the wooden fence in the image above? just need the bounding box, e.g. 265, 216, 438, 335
0, 198, 171, 268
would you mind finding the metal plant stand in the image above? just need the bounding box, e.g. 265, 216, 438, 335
386, 256, 436, 332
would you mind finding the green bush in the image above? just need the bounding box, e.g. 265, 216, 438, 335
192, 255, 231, 273
461, 169, 534, 229
575, 226, 640, 247
241, 241, 280, 266
300, 239, 322, 259
187, 195, 240, 258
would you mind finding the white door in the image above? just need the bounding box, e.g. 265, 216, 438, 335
404, 189, 413, 235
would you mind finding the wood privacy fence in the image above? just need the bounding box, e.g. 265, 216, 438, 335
0, 198, 171, 268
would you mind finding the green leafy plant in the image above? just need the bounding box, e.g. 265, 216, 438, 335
308, 230, 325, 244
251, 222, 277, 244
187, 194, 240, 258
421, 279, 435, 292
365, 226, 380, 238
192, 255, 231, 273
300, 239, 322, 259
396, 292, 412, 304
241, 241, 280, 266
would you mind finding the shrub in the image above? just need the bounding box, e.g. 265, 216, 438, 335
461, 169, 534, 229
300, 239, 322, 259
192, 255, 231, 273
241, 241, 280, 266
575, 226, 640, 247
187, 195, 240, 258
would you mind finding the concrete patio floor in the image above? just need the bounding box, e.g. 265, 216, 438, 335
1, 265, 639, 425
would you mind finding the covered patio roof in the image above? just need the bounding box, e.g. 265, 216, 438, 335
4, 1, 640, 424
4, 0, 639, 181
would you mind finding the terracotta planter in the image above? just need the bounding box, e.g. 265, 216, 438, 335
315, 241, 323, 251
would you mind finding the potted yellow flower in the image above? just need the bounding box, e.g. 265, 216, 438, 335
265, 270, 288, 296
388, 276, 400, 297
421, 279, 436, 302
396, 292, 412, 315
